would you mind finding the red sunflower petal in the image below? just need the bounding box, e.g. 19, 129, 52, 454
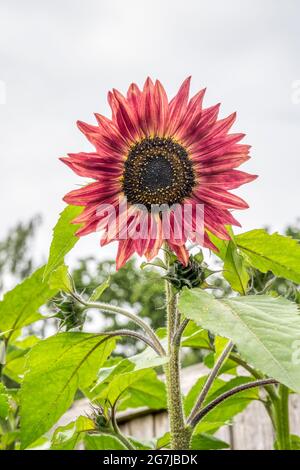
139, 77, 156, 137
154, 80, 169, 137
167, 77, 191, 135
194, 155, 251, 176
175, 88, 206, 141
112, 88, 141, 142
194, 187, 249, 210
116, 239, 136, 270
199, 170, 258, 190
60, 155, 123, 179
168, 242, 189, 266
63, 181, 120, 205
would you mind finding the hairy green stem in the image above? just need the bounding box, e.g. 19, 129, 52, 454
103, 329, 162, 356
164, 249, 191, 450
111, 402, 135, 450
273, 384, 291, 450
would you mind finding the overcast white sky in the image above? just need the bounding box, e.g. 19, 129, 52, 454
0, 0, 299, 264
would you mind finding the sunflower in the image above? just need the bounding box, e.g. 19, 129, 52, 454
61, 77, 257, 269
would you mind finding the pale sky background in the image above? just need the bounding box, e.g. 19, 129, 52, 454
0, 0, 299, 265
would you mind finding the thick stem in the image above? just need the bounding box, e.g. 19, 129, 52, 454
187, 340, 234, 424
164, 249, 191, 450
273, 384, 291, 450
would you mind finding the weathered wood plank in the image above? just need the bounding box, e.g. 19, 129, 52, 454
154, 412, 169, 442
127, 414, 155, 442
231, 401, 274, 450
215, 426, 232, 447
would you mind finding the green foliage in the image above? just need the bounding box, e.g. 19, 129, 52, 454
1, 213, 299, 451
89, 277, 110, 302
95, 368, 167, 411
0, 266, 58, 340
0, 383, 9, 419
290, 435, 300, 450
51, 416, 95, 450
209, 232, 249, 295
44, 205, 83, 279
190, 433, 230, 450
184, 375, 258, 428
4, 337, 40, 383
156, 430, 229, 450
235, 229, 300, 284
180, 289, 300, 392
181, 322, 210, 349
84, 433, 127, 450
48, 264, 73, 293
20, 333, 116, 448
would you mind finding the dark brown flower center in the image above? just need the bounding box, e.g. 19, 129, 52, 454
122, 137, 195, 209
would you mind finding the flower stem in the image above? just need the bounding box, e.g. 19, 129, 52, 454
164, 248, 191, 450
273, 384, 291, 450
111, 402, 135, 450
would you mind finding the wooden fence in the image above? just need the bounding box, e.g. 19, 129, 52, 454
60, 363, 300, 450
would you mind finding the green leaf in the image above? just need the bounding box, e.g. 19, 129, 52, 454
184, 375, 257, 417
20, 332, 115, 448
89, 277, 110, 302
181, 322, 210, 349
3, 337, 40, 383
156, 431, 170, 449
0, 266, 58, 339
140, 258, 167, 270
84, 433, 127, 450
204, 351, 237, 376
157, 427, 231, 450
179, 289, 300, 393
191, 433, 230, 450
184, 375, 222, 417
0, 383, 9, 419
129, 344, 168, 370
214, 336, 230, 359
48, 264, 73, 292
4, 348, 30, 383
91, 347, 168, 399
209, 232, 249, 294
51, 416, 95, 450
44, 205, 83, 279
185, 375, 258, 434
290, 434, 300, 450
96, 368, 167, 411
235, 229, 300, 284
26, 437, 50, 450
